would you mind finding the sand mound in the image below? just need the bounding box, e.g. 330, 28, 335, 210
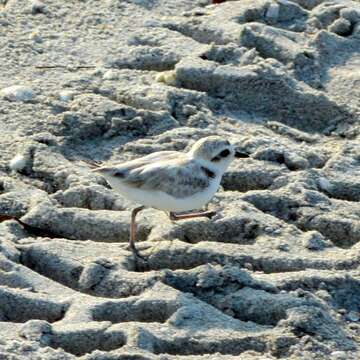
1, 0, 360, 358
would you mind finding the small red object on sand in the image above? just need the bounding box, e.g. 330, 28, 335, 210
212, 0, 226, 3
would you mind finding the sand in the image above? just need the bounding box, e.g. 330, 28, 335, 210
0, 0, 360, 359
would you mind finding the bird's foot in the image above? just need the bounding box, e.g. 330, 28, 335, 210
203, 210, 217, 219
169, 210, 217, 221
128, 242, 147, 262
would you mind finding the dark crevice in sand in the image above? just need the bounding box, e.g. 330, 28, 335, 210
135, 244, 360, 274
19, 247, 84, 290
317, 186, 360, 203
161, 23, 220, 45
0, 286, 68, 324
242, 198, 360, 250
151, 336, 268, 356
1, 0, 360, 357
18, 247, 141, 299
91, 299, 174, 324
48, 330, 126, 356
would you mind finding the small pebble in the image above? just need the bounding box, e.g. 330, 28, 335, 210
58, 90, 75, 102
9, 154, 27, 172
277, 243, 289, 252
266, 2, 279, 22
264, 226, 276, 233
315, 290, 331, 301
155, 70, 176, 86
330, 351, 347, 360
346, 311, 360, 322
1, 85, 34, 102
243, 262, 253, 271
328, 18, 352, 36
303, 231, 327, 251
349, 323, 360, 331
318, 177, 333, 192
30, 0, 47, 14
103, 69, 118, 80
285, 153, 309, 170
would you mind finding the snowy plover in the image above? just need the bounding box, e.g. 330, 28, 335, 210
89, 136, 247, 258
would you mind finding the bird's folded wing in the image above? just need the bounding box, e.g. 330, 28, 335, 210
92, 151, 179, 174
113, 157, 211, 198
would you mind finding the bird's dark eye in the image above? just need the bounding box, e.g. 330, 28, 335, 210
219, 149, 230, 158
211, 149, 230, 161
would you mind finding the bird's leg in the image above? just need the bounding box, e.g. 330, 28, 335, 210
129, 206, 145, 258
169, 210, 216, 221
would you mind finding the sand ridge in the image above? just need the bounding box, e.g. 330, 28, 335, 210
0, 0, 360, 358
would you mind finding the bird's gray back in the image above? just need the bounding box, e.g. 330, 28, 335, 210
117, 156, 213, 198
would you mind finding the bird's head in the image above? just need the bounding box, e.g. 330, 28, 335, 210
188, 136, 236, 174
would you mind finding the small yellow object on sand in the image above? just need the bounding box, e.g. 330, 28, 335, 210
155, 70, 177, 86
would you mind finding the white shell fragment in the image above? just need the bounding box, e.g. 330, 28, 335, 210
155, 70, 176, 86
266, 2, 280, 22
9, 154, 27, 172
103, 69, 119, 80
318, 177, 333, 192
0, 85, 35, 102
58, 90, 75, 102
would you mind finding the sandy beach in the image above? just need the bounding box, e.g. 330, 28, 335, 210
0, 0, 360, 358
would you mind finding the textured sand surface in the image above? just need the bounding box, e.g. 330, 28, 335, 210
1, 0, 360, 359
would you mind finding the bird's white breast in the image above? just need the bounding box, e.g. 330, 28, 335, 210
104, 175, 221, 212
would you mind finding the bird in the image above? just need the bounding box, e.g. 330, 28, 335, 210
89, 136, 248, 259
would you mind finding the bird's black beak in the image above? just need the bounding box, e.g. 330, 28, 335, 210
235, 151, 250, 158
